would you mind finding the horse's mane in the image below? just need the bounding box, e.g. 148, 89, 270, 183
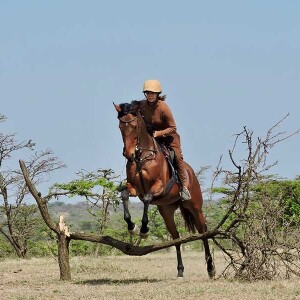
117, 95, 167, 118
117, 101, 141, 118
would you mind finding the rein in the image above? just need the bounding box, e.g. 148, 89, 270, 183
135, 123, 158, 195
136, 147, 155, 196
135, 137, 159, 168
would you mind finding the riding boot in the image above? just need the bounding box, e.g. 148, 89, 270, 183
173, 148, 191, 201
180, 186, 191, 201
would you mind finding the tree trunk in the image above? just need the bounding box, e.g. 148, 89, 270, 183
57, 215, 71, 281
57, 233, 71, 281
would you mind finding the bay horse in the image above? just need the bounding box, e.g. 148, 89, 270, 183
114, 101, 215, 278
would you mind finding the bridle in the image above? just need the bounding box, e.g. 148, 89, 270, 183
119, 115, 137, 126
119, 113, 159, 167
118, 111, 162, 195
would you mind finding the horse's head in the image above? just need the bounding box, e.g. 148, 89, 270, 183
114, 101, 141, 161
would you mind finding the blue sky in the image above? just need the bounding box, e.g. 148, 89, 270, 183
1, 1, 299, 196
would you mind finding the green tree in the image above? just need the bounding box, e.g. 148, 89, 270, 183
50, 169, 121, 256
253, 178, 300, 225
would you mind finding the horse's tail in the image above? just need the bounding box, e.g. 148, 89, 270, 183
179, 203, 197, 234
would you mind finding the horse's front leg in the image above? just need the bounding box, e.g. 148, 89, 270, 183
139, 193, 153, 238
138, 180, 163, 239
121, 189, 139, 235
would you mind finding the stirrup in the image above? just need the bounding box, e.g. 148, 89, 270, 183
180, 186, 191, 201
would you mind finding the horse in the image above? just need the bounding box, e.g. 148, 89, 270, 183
114, 101, 215, 278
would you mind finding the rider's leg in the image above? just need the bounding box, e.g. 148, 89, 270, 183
173, 147, 191, 201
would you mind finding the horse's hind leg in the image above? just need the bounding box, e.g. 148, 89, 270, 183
203, 225, 216, 278
158, 204, 184, 277
121, 189, 138, 235
192, 209, 215, 278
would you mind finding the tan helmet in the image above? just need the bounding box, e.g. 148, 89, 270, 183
143, 79, 162, 93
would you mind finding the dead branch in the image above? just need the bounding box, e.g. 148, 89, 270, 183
19, 160, 59, 233
19, 159, 221, 255
69, 230, 221, 256
211, 115, 300, 280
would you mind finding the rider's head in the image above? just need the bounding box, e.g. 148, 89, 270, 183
143, 79, 162, 104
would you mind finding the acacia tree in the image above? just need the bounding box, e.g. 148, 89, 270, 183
49, 168, 120, 256
0, 114, 65, 258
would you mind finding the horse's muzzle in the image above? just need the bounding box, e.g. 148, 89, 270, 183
123, 150, 135, 162
129, 153, 135, 162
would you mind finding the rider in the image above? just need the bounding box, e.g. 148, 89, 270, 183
138, 79, 191, 201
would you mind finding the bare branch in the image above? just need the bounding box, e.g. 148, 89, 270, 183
70, 229, 221, 256
19, 160, 59, 234
210, 115, 300, 280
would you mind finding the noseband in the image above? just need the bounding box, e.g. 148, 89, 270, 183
119, 116, 137, 126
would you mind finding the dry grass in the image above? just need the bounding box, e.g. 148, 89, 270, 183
0, 251, 300, 300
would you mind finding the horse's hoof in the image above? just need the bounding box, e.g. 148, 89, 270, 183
139, 230, 150, 239
129, 224, 139, 236
177, 272, 184, 278
208, 268, 216, 278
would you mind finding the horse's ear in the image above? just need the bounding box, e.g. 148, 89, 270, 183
113, 102, 121, 112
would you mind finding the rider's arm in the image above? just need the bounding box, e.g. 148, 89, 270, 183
153, 102, 177, 138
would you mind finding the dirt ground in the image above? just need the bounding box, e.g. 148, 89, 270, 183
1, 251, 300, 300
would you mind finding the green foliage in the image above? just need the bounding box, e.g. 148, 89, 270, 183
79, 220, 98, 232
0, 204, 45, 258
51, 169, 119, 198
210, 178, 300, 226
69, 240, 95, 256
208, 178, 300, 254
12, 204, 41, 237
26, 221, 57, 257
50, 169, 121, 237
0, 235, 16, 258
211, 187, 234, 195
205, 198, 236, 230
148, 208, 169, 242
253, 179, 300, 225
53, 177, 117, 197
103, 213, 131, 242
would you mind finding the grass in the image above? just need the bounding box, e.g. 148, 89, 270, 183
0, 251, 300, 300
